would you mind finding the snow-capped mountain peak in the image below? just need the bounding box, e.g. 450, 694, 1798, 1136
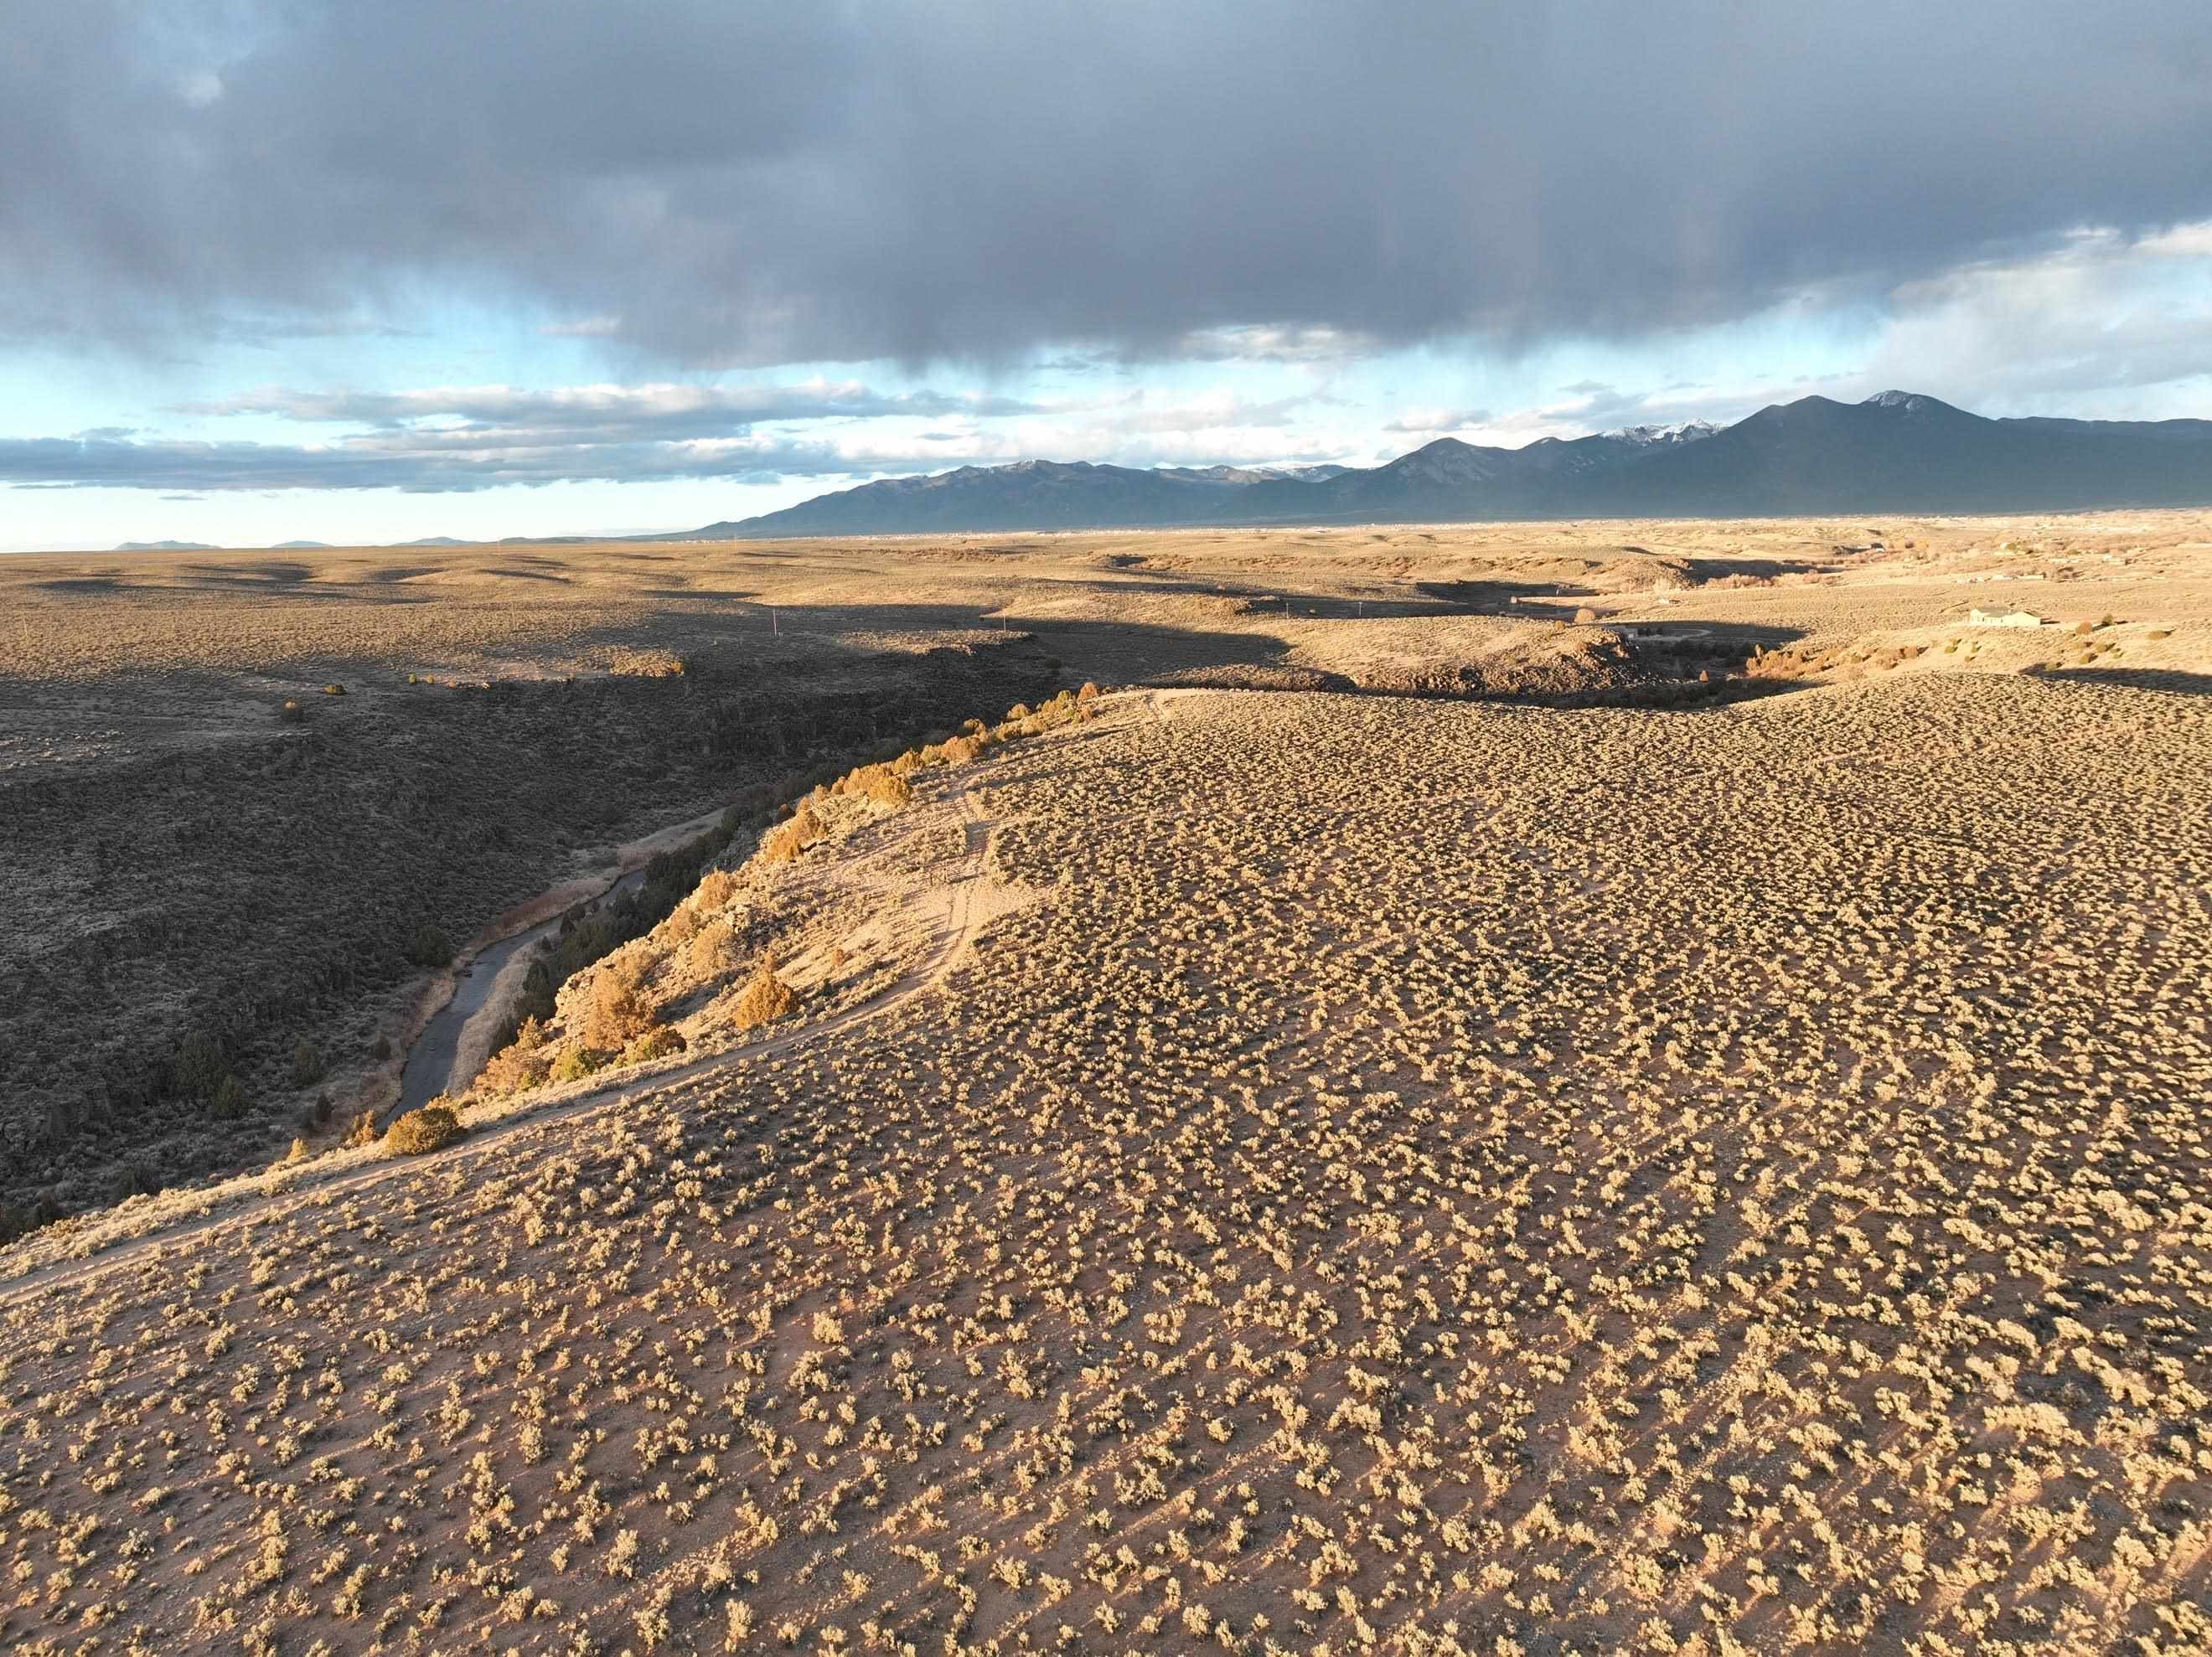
1605, 419, 1719, 446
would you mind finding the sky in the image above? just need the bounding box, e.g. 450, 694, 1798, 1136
5, 3, 2212, 550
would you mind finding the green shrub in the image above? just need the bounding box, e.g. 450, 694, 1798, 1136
290, 1038, 326, 1087
550, 1047, 601, 1086
514, 958, 558, 1025
209, 1075, 249, 1121
619, 1027, 687, 1066
405, 924, 454, 968
172, 1030, 230, 1100
385, 1104, 463, 1155
277, 699, 305, 724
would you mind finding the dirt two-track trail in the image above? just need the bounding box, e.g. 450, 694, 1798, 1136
0, 767, 1000, 1309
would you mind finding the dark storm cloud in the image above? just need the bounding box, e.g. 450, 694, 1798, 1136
4, 3, 2211, 367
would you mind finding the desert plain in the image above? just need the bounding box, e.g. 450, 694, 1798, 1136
2, 512, 2210, 1654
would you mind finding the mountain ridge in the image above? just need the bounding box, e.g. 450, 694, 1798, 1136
677, 392, 2212, 539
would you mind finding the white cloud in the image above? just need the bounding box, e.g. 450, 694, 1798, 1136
8, 377, 1356, 492
1382, 407, 1491, 435
1165, 326, 1382, 365
1860, 219, 2212, 411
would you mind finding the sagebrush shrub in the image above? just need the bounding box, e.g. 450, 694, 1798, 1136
830, 760, 915, 807
731, 962, 798, 1031
688, 919, 739, 977
478, 1048, 548, 1093
479, 1019, 552, 1094
923, 734, 983, 767
620, 1027, 687, 1066
581, 964, 658, 1049
550, 1047, 600, 1085
762, 808, 825, 865
385, 1104, 463, 1155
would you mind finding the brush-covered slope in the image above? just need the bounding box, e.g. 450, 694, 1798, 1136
4, 674, 2210, 1654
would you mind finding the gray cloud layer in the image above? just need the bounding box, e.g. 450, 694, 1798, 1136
0, 431, 889, 493
8, 381, 1032, 492
179, 382, 1040, 430
0, 377, 1000, 491
0, 379, 1326, 492
7, 3, 2211, 367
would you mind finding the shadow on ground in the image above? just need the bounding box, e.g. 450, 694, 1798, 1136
2025, 665, 2212, 698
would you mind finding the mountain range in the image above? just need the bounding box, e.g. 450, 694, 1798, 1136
678, 393, 2212, 539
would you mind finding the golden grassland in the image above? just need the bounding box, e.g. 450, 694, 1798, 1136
2, 513, 2210, 1653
